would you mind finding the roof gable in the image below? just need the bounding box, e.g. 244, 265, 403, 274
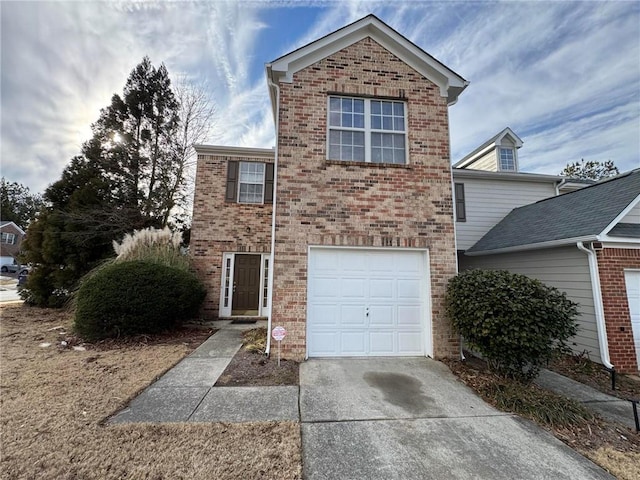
266, 14, 468, 107
454, 127, 523, 169
466, 169, 640, 254
0, 221, 25, 235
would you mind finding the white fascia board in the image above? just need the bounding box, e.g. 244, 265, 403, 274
452, 169, 563, 183
194, 144, 275, 159
496, 127, 524, 148
599, 194, 640, 237
454, 145, 495, 169
465, 235, 598, 256
268, 16, 467, 104
600, 240, 640, 248
0, 222, 25, 235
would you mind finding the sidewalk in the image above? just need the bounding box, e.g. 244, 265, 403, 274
109, 320, 298, 424
535, 369, 639, 431
0, 275, 22, 303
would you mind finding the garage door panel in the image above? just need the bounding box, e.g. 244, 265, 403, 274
314, 278, 341, 297
398, 332, 423, 354
308, 248, 429, 357
370, 332, 394, 354
342, 278, 366, 298
369, 305, 394, 326
624, 271, 640, 369
398, 279, 421, 299
341, 305, 366, 326
341, 332, 366, 355
310, 305, 339, 326
370, 279, 394, 298
397, 305, 422, 326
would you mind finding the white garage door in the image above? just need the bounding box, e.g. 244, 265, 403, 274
624, 270, 640, 370
307, 248, 430, 357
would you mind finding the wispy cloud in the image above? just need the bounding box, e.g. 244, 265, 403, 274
1, 1, 638, 197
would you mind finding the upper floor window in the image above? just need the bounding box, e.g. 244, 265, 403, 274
454, 183, 466, 222
328, 96, 407, 165
1, 232, 16, 244
225, 161, 274, 205
499, 148, 516, 171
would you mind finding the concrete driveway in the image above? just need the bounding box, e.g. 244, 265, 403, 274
300, 358, 613, 480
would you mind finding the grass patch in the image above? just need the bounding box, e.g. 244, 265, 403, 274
480, 378, 595, 428
0, 305, 302, 479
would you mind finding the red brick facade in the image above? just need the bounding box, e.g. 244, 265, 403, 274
597, 247, 640, 373
191, 152, 274, 319
271, 37, 458, 360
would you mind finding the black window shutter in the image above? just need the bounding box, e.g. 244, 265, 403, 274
225, 161, 239, 202
454, 183, 466, 222
264, 163, 274, 203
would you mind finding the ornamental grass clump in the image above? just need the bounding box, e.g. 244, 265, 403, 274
446, 269, 579, 382
112, 226, 188, 271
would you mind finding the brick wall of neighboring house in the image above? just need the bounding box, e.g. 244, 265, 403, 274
272, 37, 458, 361
191, 153, 274, 318
0, 224, 24, 259
597, 247, 640, 373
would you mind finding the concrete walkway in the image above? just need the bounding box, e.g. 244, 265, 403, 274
109, 321, 298, 423
300, 358, 613, 480
536, 368, 639, 431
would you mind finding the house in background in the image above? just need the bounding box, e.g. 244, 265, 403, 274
191, 14, 469, 361
461, 170, 640, 373
0, 221, 25, 271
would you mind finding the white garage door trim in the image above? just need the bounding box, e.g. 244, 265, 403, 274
624, 269, 640, 370
306, 246, 432, 358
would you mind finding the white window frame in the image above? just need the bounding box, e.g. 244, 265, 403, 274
498, 147, 517, 171
1, 232, 15, 245
237, 162, 265, 204
219, 252, 271, 318
326, 96, 408, 165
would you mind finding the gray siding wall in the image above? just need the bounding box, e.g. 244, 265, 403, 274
459, 246, 602, 364
622, 202, 640, 223
454, 178, 557, 251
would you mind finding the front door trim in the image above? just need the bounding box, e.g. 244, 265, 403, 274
219, 252, 270, 317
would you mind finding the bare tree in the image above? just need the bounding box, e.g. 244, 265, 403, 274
164, 76, 219, 227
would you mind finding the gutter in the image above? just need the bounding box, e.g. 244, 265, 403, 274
576, 241, 614, 370
265, 72, 280, 356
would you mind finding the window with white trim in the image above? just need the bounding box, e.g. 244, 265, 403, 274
238, 162, 265, 204
328, 96, 407, 164
499, 148, 516, 171
1, 232, 16, 244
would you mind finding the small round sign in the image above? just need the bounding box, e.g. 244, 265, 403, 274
272, 326, 286, 341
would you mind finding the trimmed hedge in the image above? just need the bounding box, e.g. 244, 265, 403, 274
74, 260, 206, 340
446, 269, 578, 381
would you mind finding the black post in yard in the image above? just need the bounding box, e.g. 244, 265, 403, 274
631, 400, 640, 433
611, 368, 616, 391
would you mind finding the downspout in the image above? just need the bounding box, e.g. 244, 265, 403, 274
265, 76, 280, 356
576, 241, 614, 370
554, 179, 566, 196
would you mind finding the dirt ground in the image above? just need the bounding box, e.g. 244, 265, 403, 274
445, 357, 640, 480
0, 305, 302, 480
216, 328, 299, 387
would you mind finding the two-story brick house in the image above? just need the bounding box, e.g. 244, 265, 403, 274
190, 15, 469, 361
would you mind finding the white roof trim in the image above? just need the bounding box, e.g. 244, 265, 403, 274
193, 145, 275, 159
266, 15, 468, 106
0, 221, 25, 235
599, 193, 640, 237
452, 168, 563, 183
465, 235, 598, 256
495, 127, 524, 148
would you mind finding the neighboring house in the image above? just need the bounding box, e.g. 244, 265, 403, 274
0, 221, 25, 269
451, 128, 593, 253
461, 170, 640, 373
191, 15, 469, 361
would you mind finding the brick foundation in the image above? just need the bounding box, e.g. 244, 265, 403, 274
597, 247, 640, 373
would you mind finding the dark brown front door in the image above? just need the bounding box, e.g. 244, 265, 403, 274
232, 254, 261, 314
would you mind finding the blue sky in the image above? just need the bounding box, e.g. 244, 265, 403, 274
2, 0, 639, 195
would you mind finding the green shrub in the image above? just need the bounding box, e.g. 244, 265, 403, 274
74, 260, 205, 340
446, 269, 578, 381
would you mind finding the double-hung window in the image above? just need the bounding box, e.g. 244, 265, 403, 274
499, 148, 516, 171
1, 232, 15, 244
328, 96, 407, 165
238, 162, 265, 204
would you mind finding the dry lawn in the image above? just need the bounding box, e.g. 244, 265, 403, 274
0, 305, 302, 480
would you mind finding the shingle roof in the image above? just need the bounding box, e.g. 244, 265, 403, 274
466, 169, 640, 254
